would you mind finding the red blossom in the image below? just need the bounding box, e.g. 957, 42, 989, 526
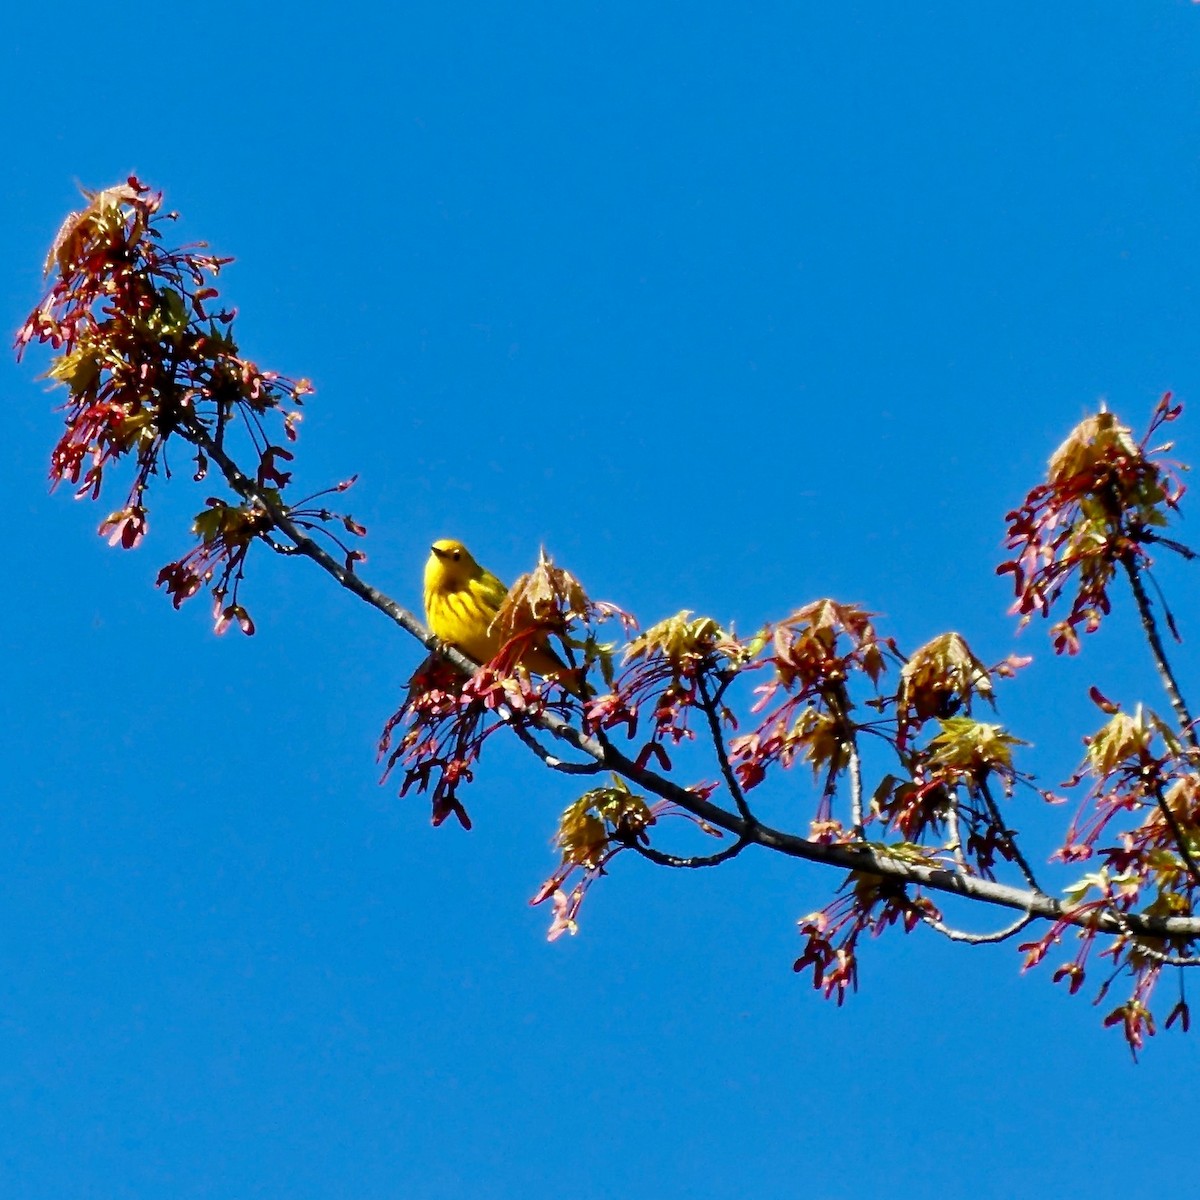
795, 877, 938, 1005
998, 397, 1189, 653
17, 177, 361, 633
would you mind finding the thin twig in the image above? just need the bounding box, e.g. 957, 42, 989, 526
829, 683, 864, 837
184, 414, 434, 645
696, 671, 756, 826
919, 909, 1035, 945
1148, 777, 1200, 891
1124, 941, 1200, 968
1122, 551, 1199, 752
1142, 531, 1199, 561
1107, 909, 1200, 967
1145, 566, 1183, 644
711, 672, 735, 708
978, 775, 1043, 893
847, 746, 863, 837
945, 790, 969, 873
626, 837, 750, 870
508, 718, 606, 775
1120, 552, 1200, 882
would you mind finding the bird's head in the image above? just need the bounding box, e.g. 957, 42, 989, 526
425, 538, 480, 590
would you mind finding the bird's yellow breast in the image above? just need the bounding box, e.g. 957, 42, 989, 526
424, 541, 508, 664
425, 579, 504, 664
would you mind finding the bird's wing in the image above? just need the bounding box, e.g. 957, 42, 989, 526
472, 569, 509, 618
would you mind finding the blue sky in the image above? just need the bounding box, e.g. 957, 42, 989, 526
5, 2, 1200, 1196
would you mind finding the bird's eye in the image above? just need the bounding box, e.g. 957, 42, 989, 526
452, 551, 460, 560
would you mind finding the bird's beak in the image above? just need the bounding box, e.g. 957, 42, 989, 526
430, 544, 448, 560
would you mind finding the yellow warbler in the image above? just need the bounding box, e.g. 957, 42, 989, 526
423, 538, 583, 690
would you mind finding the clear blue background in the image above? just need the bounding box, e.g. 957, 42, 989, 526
5, 3, 1200, 1197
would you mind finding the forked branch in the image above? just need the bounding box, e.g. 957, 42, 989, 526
173, 411, 1200, 946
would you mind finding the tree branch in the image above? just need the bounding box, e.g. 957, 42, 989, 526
626, 836, 750, 870
848, 740, 864, 837
508, 717, 606, 776
1122, 551, 1199, 751
919, 909, 1036, 945
1147, 776, 1200, 891
1126, 944, 1200, 968
180, 412, 1200, 945
695, 670, 756, 826
945, 790, 970, 873
978, 775, 1043, 893
1143, 532, 1199, 561
184, 413, 436, 644
829, 681, 863, 836
541, 714, 1200, 942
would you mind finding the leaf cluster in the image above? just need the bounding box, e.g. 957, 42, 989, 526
17, 177, 361, 633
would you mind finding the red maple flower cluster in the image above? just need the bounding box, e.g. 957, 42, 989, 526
17, 178, 362, 633
999, 395, 1186, 655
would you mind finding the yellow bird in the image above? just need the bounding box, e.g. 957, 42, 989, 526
423, 538, 583, 690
